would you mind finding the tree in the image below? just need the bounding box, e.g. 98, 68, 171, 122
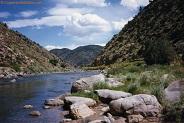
49, 59, 58, 66
144, 39, 176, 65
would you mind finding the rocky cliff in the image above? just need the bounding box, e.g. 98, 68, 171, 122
50, 45, 103, 67
0, 22, 68, 76
92, 0, 184, 66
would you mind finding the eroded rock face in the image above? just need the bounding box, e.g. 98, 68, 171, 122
164, 79, 184, 101
109, 94, 162, 117
44, 98, 64, 106
64, 96, 96, 109
71, 74, 105, 93
70, 103, 96, 119
95, 89, 132, 103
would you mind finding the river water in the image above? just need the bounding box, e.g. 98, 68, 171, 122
0, 71, 99, 123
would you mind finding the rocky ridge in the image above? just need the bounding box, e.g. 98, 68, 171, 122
92, 0, 184, 66
50, 45, 103, 67
0, 22, 69, 77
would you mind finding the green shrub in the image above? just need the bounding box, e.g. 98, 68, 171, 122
144, 39, 176, 65
70, 91, 98, 100
163, 93, 184, 123
60, 63, 66, 68
11, 63, 21, 72
92, 82, 109, 90
127, 65, 140, 73
49, 59, 58, 66
127, 83, 140, 94
150, 84, 164, 103
139, 75, 151, 87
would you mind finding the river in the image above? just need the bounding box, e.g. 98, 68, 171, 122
0, 71, 99, 123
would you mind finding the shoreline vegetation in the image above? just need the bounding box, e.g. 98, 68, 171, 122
41, 61, 184, 123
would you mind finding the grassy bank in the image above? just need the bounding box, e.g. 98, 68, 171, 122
71, 62, 184, 122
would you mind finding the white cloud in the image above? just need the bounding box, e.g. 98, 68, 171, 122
112, 17, 133, 30
44, 44, 80, 50
48, 4, 91, 16
0, 12, 11, 18
45, 43, 105, 51
19, 11, 38, 17
120, 0, 149, 10
5, 16, 66, 28
57, 0, 108, 7
64, 13, 112, 37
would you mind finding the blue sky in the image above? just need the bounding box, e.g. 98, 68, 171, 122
0, 0, 149, 50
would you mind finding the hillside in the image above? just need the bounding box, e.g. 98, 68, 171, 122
92, 0, 184, 66
50, 45, 103, 67
0, 22, 69, 76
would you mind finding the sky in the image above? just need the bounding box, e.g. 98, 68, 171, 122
0, 0, 149, 50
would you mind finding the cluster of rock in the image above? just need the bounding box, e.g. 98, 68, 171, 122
0, 67, 27, 78
57, 74, 163, 122
58, 91, 162, 123
24, 73, 183, 122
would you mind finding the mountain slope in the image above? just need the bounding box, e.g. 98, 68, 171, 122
50, 45, 103, 67
92, 0, 184, 66
0, 22, 68, 74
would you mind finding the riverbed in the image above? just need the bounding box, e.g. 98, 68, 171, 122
0, 71, 99, 123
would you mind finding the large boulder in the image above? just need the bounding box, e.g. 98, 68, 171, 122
71, 74, 105, 93
64, 96, 96, 109
95, 89, 132, 103
69, 103, 96, 119
109, 94, 162, 117
44, 98, 64, 106
164, 79, 184, 101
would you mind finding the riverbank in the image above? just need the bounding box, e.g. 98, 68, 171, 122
0, 71, 100, 123
0, 66, 79, 79
54, 63, 184, 123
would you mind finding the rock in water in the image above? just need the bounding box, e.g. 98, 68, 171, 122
70, 103, 96, 119
71, 74, 105, 93
43, 106, 50, 109
29, 111, 41, 116
44, 98, 64, 106
22, 105, 33, 109
164, 79, 184, 101
95, 89, 132, 103
10, 79, 16, 83
109, 94, 162, 117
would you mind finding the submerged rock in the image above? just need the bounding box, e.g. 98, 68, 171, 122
22, 105, 33, 109
29, 111, 41, 116
44, 98, 64, 106
43, 106, 50, 109
10, 79, 16, 83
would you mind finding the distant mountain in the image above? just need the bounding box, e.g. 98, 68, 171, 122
0, 22, 69, 74
92, 0, 184, 66
50, 45, 103, 67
